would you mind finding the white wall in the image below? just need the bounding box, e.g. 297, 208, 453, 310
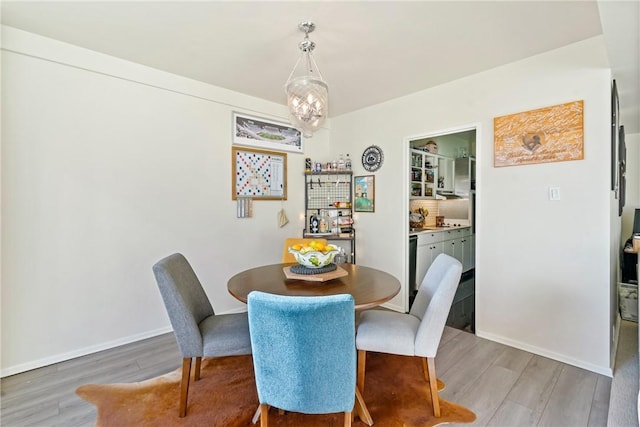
622, 133, 640, 240
331, 36, 614, 374
1, 27, 618, 377
1, 26, 329, 376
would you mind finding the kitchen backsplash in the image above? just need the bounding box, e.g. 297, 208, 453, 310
409, 200, 440, 226
410, 199, 470, 227
437, 199, 470, 220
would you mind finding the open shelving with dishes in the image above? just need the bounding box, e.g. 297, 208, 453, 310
410, 149, 455, 199
303, 171, 356, 263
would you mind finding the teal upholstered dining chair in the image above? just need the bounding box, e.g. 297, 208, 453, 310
247, 291, 356, 427
355, 253, 462, 417
153, 253, 252, 417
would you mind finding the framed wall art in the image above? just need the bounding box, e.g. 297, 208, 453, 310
619, 125, 626, 216
611, 80, 620, 192
233, 112, 303, 154
493, 100, 584, 167
354, 175, 375, 213
232, 147, 287, 200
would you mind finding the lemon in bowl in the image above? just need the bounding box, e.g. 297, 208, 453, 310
288, 241, 340, 269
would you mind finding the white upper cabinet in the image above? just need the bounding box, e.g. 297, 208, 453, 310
410, 149, 456, 199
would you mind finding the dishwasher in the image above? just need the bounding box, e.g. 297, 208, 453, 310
409, 235, 418, 310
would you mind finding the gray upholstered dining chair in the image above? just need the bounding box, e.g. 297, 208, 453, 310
355, 253, 462, 417
152, 253, 252, 417
247, 291, 356, 427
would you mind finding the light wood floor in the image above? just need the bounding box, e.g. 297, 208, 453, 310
1, 327, 611, 427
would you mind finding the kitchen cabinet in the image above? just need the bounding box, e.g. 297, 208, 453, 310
410, 149, 455, 199
415, 227, 473, 290
303, 171, 356, 263
441, 228, 473, 272
464, 234, 475, 271
437, 156, 455, 194
443, 238, 463, 265
411, 227, 475, 314
416, 233, 445, 288
410, 149, 436, 198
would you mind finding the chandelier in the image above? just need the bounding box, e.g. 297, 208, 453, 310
285, 21, 328, 138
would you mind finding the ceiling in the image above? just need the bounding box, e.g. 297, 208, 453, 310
2, 1, 638, 133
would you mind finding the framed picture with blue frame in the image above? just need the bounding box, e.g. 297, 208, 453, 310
354, 175, 375, 213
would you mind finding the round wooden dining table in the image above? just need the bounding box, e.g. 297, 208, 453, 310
228, 262, 399, 426
227, 262, 401, 311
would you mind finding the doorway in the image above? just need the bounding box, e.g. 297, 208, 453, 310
406, 126, 477, 332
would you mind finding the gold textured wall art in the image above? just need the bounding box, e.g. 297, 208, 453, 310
494, 100, 584, 167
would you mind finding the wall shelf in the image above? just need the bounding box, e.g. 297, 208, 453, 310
303, 171, 356, 263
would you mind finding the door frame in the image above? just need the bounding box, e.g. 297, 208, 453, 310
403, 122, 481, 313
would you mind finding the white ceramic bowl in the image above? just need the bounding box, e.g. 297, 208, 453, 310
288, 244, 340, 269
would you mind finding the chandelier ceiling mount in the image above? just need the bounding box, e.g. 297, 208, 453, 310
285, 21, 328, 138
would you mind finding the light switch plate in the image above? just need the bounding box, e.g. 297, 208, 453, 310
549, 187, 561, 201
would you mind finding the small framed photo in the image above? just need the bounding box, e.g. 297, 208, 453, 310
233, 112, 303, 154
354, 175, 375, 213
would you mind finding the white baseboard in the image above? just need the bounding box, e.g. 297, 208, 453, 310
476, 328, 613, 377
611, 313, 622, 372
1, 307, 250, 378
1, 326, 173, 378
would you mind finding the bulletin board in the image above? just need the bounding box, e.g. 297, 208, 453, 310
232, 147, 287, 200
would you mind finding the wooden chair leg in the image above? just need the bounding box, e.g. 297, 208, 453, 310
426, 357, 440, 417
344, 411, 352, 427
260, 403, 270, 427
179, 358, 192, 418
354, 386, 373, 425
251, 405, 261, 424
422, 356, 445, 391
422, 357, 430, 382
357, 350, 367, 393
194, 356, 202, 381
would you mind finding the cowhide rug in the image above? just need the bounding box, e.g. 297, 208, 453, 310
77, 352, 476, 426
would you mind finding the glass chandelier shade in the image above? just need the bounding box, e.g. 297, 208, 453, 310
285, 22, 328, 138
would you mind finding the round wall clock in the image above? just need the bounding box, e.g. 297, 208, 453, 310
362, 145, 384, 172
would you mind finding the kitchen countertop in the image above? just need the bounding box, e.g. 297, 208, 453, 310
409, 224, 470, 236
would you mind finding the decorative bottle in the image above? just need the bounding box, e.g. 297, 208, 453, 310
345, 154, 352, 170
319, 210, 328, 233
338, 153, 345, 170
